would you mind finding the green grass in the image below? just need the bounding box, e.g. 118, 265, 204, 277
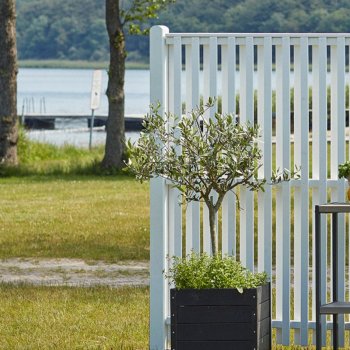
0, 132, 150, 261
0, 175, 149, 261
0, 129, 105, 176
0, 284, 149, 350
18, 59, 149, 70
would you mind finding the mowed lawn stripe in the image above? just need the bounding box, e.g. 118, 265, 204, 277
0, 284, 149, 349
0, 176, 150, 261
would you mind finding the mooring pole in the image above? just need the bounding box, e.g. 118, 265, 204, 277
89, 109, 95, 150
89, 70, 102, 150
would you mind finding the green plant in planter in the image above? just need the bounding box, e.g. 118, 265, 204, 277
167, 252, 272, 349
339, 161, 350, 201
127, 98, 298, 255
166, 252, 268, 292
338, 161, 350, 180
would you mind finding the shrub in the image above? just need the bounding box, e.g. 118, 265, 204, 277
166, 252, 268, 292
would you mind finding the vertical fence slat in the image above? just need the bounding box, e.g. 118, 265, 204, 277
311, 38, 328, 346
257, 37, 272, 277
202, 44, 210, 254
275, 37, 291, 345
221, 37, 236, 114
348, 43, 350, 331
209, 37, 218, 109
330, 37, 346, 346
168, 37, 182, 259
222, 193, 235, 255
293, 37, 309, 346
239, 37, 255, 270
185, 38, 201, 254
149, 25, 169, 350
221, 37, 236, 256
209, 37, 219, 253
202, 37, 218, 254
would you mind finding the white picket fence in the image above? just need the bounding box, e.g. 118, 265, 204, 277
149, 26, 350, 349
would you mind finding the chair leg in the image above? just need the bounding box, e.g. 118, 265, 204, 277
333, 314, 338, 350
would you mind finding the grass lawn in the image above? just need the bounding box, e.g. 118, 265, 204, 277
0, 134, 151, 261
0, 284, 149, 350
0, 175, 149, 261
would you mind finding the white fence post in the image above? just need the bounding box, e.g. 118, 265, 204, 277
293, 37, 309, 346
257, 37, 272, 277
221, 38, 236, 256
275, 36, 291, 345
202, 37, 218, 255
185, 38, 201, 254
330, 37, 346, 347
168, 36, 182, 261
239, 37, 255, 270
149, 25, 169, 350
311, 38, 328, 346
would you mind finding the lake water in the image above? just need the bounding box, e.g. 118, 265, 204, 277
19, 67, 332, 147
18, 68, 150, 147
18, 68, 150, 116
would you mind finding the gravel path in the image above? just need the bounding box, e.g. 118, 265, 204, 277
0, 258, 149, 287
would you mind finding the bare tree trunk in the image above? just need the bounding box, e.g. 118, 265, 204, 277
208, 206, 217, 255
207, 193, 226, 255
102, 0, 125, 169
0, 0, 18, 165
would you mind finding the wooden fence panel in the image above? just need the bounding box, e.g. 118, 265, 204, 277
150, 28, 350, 349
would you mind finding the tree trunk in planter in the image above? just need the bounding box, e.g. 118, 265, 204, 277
171, 283, 271, 350
0, 0, 18, 165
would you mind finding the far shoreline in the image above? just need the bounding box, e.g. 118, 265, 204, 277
18, 59, 149, 70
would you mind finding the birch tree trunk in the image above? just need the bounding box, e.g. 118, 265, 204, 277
102, 0, 125, 169
0, 0, 18, 165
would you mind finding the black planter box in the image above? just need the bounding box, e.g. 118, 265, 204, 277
170, 283, 271, 350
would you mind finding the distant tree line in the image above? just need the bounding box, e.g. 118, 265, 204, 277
17, 0, 350, 62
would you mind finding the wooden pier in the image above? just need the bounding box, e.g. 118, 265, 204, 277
22, 114, 144, 131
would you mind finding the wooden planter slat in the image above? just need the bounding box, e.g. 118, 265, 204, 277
257, 317, 271, 339
259, 334, 271, 349
177, 323, 254, 340
178, 305, 253, 323
258, 300, 271, 320
176, 340, 256, 350
171, 283, 271, 350
174, 288, 264, 305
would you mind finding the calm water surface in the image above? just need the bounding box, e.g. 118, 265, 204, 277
18, 68, 150, 116
18, 68, 150, 146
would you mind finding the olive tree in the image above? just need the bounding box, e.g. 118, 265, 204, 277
128, 99, 272, 255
